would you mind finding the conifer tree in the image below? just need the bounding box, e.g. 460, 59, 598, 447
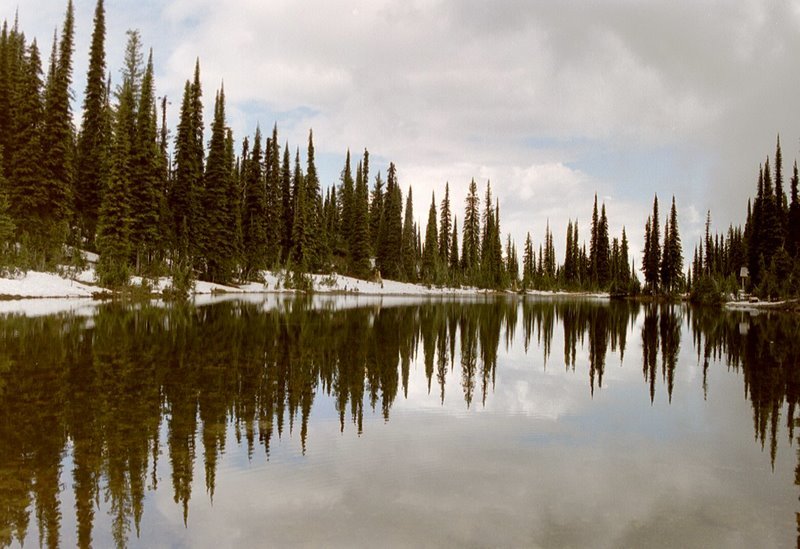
400, 187, 416, 281
130, 50, 162, 272
96, 67, 135, 287
523, 232, 534, 289
439, 182, 452, 266
596, 204, 610, 287
422, 192, 438, 283
304, 130, 325, 271
788, 160, 800, 256
339, 149, 354, 259
589, 193, 599, 283
75, 0, 107, 246
291, 147, 308, 267
774, 135, 787, 229
241, 129, 267, 278
265, 124, 282, 265
40, 0, 76, 261
8, 39, 45, 257
660, 196, 682, 293
281, 143, 293, 260
369, 170, 384, 255
449, 216, 460, 283
350, 158, 371, 278
643, 195, 660, 292
171, 64, 204, 262
377, 163, 403, 279
461, 178, 481, 281
0, 152, 15, 267
620, 227, 630, 285
200, 86, 236, 283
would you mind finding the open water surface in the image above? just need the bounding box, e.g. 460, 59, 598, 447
0, 295, 797, 548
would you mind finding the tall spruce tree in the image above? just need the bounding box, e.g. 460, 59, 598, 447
75, 0, 107, 246
242, 128, 268, 278
8, 39, 45, 259
96, 65, 135, 287
422, 193, 438, 283
659, 196, 682, 293
291, 147, 308, 267
200, 86, 236, 283
643, 195, 661, 292
350, 158, 371, 278
439, 182, 452, 267
130, 50, 162, 272
281, 143, 293, 260
265, 124, 282, 265
462, 178, 480, 281
400, 187, 416, 281
596, 204, 610, 287
369, 169, 383, 256
0, 151, 15, 267
40, 0, 76, 261
377, 163, 403, 279
788, 160, 800, 256
449, 216, 460, 283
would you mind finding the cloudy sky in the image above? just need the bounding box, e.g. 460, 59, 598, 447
4, 0, 800, 266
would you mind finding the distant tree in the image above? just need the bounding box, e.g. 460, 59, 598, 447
642, 195, 661, 292
369, 170, 384, 256
596, 204, 610, 287
350, 158, 371, 278
377, 163, 403, 279
788, 160, 800, 256
461, 178, 481, 281
75, 0, 107, 246
449, 216, 460, 284
265, 124, 282, 265
242, 128, 267, 278
40, 0, 76, 262
439, 182, 452, 267
281, 143, 293, 261
400, 187, 416, 281
200, 87, 236, 283
660, 196, 683, 293
422, 193, 438, 283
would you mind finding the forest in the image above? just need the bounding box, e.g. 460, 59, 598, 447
0, 0, 798, 300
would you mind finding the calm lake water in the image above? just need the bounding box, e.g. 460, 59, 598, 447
0, 296, 798, 548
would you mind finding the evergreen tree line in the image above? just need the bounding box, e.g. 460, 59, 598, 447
687, 136, 800, 301
0, 0, 677, 295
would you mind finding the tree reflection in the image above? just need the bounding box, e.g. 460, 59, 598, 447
0, 297, 799, 546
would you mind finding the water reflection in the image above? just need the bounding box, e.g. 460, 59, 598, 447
0, 297, 797, 547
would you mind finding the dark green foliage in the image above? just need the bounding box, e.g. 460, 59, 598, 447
281, 144, 293, 261
171, 67, 204, 262
369, 168, 383, 256
461, 178, 480, 281
642, 195, 661, 293
377, 163, 403, 280
349, 157, 371, 278
130, 51, 162, 273
96, 71, 134, 288
439, 183, 452, 268
449, 216, 460, 284
596, 204, 610, 287
265, 125, 282, 265
422, 193, 438, 283
400, 187, 416, 282
242, 129, 268, 278
39, 0, 76, 263
0, 153, 16, 270
789, 161, 800, 256
75, 0, 107, 246
199, 87, 237, 283
659, 197, 682, 293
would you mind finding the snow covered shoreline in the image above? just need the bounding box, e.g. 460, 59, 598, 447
0, 268, 611, 318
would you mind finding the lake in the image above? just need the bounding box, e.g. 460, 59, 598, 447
0, 296, 797, 548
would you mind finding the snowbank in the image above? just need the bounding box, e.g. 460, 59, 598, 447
0, 271, 99, 298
